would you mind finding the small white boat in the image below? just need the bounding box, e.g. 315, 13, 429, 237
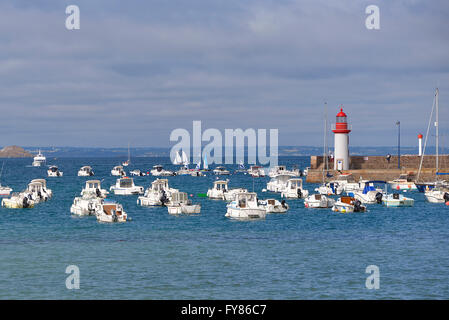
27, 181, 50, 203
47, 165, 63, 177
226, 192, 266, 219
78, 166, 94, 176
96, 200, 128, 223
176, 165, 191, 176
190, 170, 204, 177
30, 179, 52, 198
130, 169, 147, 176
248, 166, 265, 177
111, 165, 126, 176
268, 165, 300, 178
352, 181, 385, 204
213, 166, 230, 175
382, 193, 414, 207
1, 192, 35, 208
70, 194, 103, 216
332, 196, 367, 213
138, 178, 178, 206
266, 174, 292, 193
151, 165, 175, 176
304, 194, 335, 208
81, 180, 108, 198
387, 174, 417, 191
258, 198, 289, 213
122, 143, 131, 167
110, 177, 144, 195
315, 182, 341, 195
424, 187, 449, 203
0, 184, 12, 197
281, 178, 309, 199
167, 192, 201, 215
206, 180, 247, 201
32, 150, 46, 167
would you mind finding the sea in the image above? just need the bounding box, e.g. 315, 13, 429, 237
0, 156, 448, 299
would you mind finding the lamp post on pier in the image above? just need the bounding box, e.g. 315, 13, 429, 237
396, 121, 401, 169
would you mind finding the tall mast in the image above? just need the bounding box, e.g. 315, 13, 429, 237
322, 102, 328, 183
436, 88, 439, 176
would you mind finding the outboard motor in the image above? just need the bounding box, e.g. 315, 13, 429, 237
444, 192, 449, 203
22, 196, 29, 208
160, 190, 168, 206
281, 200, 287, 209
353, 200, 363, 212
375, 192, 383, 204
38, 191, 43, 200
112, 211, 118, 222
89, 171, 94, 176
297, 188, 302, 198
96, 188, 102, 198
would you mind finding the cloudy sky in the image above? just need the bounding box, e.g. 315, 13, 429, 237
0, 0, 448, 148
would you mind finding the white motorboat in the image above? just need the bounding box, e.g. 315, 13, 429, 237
111, 165, 126, 176
78, 166, 94, 176
70, 194, 103, 216
130, 169, 147, 176
190, 170, 204, 177
225, 192, 266, 219
110, 177, 144, 195
424, 187, 449, 203
388, 174, 417, 191
304, 194, 335, 208
315, 182, 341, 195
176, 165, 191, 176
151, 165, 175, 176
213, 166, 230, 175
332, 173, 361, 194
137, 178, 178, 206
30, 179, 52, 198
206, 180, 247, 201
96, 200, 128, 223
266, 174, 292, 193
281, 178, 309, 199
81, 180, 108, 198
352, 181, 385, 204
1, 192, 35, 209
258, 198, 289, 213
47, 165, 63, 177
248, 166, 265, 177
32, 150, 46, 167
167, 192, 201, 215
382, 193, 414, 207
332, 196, 367, 213
27, 180, 50, 203
268, 165, 300, 178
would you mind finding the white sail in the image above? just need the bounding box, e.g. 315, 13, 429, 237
173, 151, 182, 165
181, 151, 189, 165
203, 154, 208, 170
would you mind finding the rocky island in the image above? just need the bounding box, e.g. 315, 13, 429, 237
0, 146, 33, 158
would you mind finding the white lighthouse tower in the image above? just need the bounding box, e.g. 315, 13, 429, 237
332, 107, 351, 171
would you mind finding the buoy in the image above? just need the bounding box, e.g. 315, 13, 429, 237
396, 185, 400, 190
446, 201, 449, 206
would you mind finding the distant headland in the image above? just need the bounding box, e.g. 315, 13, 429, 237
0, 146, 33, 158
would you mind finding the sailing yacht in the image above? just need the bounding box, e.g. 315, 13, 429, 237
417, 88, 449, 202
122, 143, 131, 167
0, 163, 12, 197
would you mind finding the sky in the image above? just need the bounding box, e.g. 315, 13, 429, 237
0, 0, 448, 148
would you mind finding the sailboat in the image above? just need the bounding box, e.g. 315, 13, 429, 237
0, 162, 12, 197
122, 143, 131, 167
176, 151, 191, 175
173, 150, 183, 165
313, 102, 338, 197
419, 88, 449, 203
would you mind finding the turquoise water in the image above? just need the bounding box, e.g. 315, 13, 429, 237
1, 157, 448, 299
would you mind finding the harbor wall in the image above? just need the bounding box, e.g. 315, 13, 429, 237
307, 155, 449, 183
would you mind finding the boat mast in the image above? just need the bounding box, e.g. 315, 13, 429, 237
436, 88, 439, 178
128, 142, 130, 162
322, 101, 328, 183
